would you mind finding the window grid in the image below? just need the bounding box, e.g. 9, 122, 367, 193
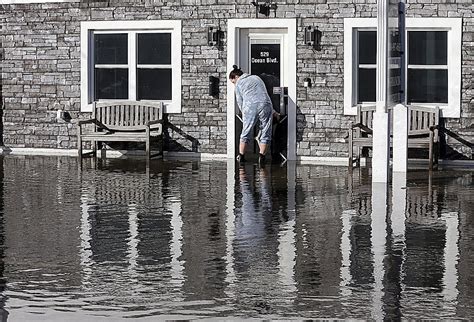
92, 30, 173, 102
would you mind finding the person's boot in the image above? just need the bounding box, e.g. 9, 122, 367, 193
236, 153, 246, 163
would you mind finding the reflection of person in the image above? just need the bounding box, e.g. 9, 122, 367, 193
238, 165, 272, 233
229, 65, 273, 166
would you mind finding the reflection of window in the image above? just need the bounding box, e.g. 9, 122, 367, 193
81, 20, 181, 113
344, 18, 461, 117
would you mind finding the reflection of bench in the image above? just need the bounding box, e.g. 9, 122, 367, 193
348, 105, 440, 170
77, 101, 164, 159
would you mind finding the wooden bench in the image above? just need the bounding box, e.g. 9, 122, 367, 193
77, 101, 164, 159
348, 105, 440, 170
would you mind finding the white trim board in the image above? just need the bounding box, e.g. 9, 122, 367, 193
227, 19, 297, 160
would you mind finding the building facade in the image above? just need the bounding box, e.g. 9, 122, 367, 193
0, 0, 472, 161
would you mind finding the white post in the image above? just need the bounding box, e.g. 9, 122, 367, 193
373, 0, 391, 183
371, 182, 388, 319
393, 104, 408, 172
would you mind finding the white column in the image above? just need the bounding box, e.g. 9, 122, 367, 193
373, 0, 391, 183
442, 212, 459, 309
393, 104, 408, 172
371, 182, 388, 320
391, 172, 407, 241
127, 204, 139, 282
277, 162, 297, 294
168, 199, 184, 289
224, 159, 237, 298
340, 210, 355, 300
79, 188, 94, 285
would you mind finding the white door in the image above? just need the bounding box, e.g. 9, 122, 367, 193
236, 29, 289, 159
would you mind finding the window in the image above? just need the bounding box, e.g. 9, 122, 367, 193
407, 31, 448, 104
81, 20, 182, 113
357, 31, 377, 103
344, 18, 462, 117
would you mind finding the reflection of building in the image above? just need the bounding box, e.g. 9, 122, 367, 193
336, 170, 468, 319
0, 155, 471, 318
0, 157, 7, 321
178, 162, 228, 302
456, 174, 473, 318
2, 156, 83, 312
293, 165, 348, 313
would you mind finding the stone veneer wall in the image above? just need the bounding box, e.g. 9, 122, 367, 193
0, 0, 472, 158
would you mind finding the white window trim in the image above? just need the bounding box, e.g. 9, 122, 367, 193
344, 18, 462, 118
80, 20, 182, 113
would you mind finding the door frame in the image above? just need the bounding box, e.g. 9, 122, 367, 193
227, 19, 297, 160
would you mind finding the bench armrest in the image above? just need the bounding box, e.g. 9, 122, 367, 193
78, 118, 109, 130
78, 118, 96, 126
146, 119, 164, 126
351, 122, 373, 135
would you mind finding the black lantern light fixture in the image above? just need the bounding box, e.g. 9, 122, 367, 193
208, 76, 219, 97
207, 26, 222, 46
304, 26, 322, 51
251, 0, 277, 17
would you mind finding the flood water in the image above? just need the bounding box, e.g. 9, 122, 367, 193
0, 155, 472, 320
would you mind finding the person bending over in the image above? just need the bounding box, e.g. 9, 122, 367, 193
229, 65, 273, 165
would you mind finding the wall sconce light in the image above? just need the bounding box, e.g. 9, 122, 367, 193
251, 0, 277, 17
304, 26, 322, 51
303, 78, 312, 88
209, 76, 219, 97
207, 26, 222, 46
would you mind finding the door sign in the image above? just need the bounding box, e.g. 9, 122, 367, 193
250, 44, 280, 78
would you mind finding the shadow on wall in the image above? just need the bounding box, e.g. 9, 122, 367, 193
438, 118, 473, 160
296, 105, 306, 143
164, 116, 200, 153
0, 46, 3, 147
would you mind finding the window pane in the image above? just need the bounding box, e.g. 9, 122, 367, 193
94, 34, 128, 65
137, 69, 172, 100
407, 69, 448, 103
408, 31, 447, 65
358, 31, 376, 65
138, 33, 171, 65
94, 68, 129, 99
358, 68, 376, 103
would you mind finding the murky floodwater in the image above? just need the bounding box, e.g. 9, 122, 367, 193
0, 155, 472, 320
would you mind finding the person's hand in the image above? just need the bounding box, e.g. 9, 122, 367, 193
273, 111, 281, 122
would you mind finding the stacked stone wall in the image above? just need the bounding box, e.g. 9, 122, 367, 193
0, 0, 472, 158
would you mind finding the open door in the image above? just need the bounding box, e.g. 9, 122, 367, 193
227, 19, 297, 161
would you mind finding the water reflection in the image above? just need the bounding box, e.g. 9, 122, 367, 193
0, 155, 472, 320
